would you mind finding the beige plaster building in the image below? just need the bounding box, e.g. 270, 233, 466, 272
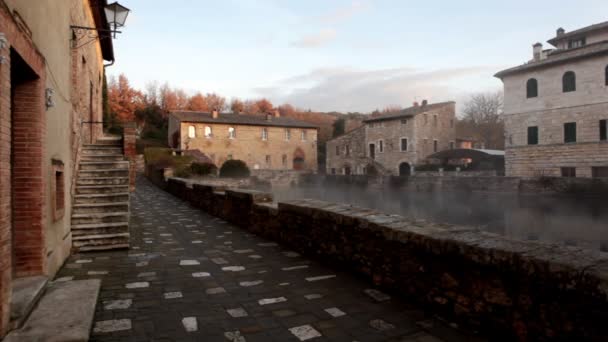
168, 111, 318, 172
496, 22, 608, 178
326, 101, 456, 176
0, 0, 116, 336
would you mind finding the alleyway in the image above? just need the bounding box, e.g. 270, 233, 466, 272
56, 178, 479, 342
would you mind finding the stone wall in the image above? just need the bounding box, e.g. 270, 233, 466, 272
157, 176, 608, 341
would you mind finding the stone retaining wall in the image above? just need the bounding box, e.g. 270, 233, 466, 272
160, 176, 608, 341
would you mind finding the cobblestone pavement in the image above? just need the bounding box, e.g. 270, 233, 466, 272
56, 178, 484, 342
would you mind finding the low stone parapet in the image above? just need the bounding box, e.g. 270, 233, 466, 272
161, 176, 608, 341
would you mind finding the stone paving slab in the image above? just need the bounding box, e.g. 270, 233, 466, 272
55, 177, 485, 342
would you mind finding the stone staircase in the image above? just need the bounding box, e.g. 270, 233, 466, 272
71, 136, 130, 252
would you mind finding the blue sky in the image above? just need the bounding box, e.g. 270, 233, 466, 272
108, 0, 607, 112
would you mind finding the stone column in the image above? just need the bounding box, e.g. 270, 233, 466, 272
123, 122, 137, 192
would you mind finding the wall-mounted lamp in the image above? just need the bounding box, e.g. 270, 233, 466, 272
45, 88, 55, 110
71, 2, 130, 43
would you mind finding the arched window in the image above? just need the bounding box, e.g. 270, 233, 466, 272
562, 71, 576, 92
605, 65, 608, 86
526, 78, 538, 98
204, 126, 212, 138
228, 127, 236, 139
188, 125, 196, 138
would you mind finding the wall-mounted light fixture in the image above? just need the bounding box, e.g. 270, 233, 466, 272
45, 88, 55, 110
71, 1, 130, 46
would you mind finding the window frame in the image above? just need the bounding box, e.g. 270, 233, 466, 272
600, 119, 607, 141
561, 167, 576, 178
204, 126, 213, 138
564, 122, 577, 143
400, 137, 408, 152
301, 130, 307, 141
378, 139, 384, 153
526, 78, 538, 98
285, 128, 291, 141
51, 160, 65, 222
433, 139, 438, 153
605, 65, 608, 86
527, 126, 539, 145
188, 125, 196, 138
228, 126, 236, 139
261, 127, 268, 141
562, 71, 576, 93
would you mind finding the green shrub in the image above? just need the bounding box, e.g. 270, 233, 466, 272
191, 162, 218, 176
219, 160, 250, 178
174, 165, 192, 178
144, 147, 172, 164
144, 147, 194, 177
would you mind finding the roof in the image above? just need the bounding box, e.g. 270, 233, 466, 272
171, 111, 318, 129
547, 21, 608, 46
494, 40, 608, 78
91, 0, 115, 62
363, 101, 455, 123
426, 148, 505, 160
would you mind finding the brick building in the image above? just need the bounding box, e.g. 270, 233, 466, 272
326, 101, 456, 176
0, 0, 115, 336
495, 22, 608, 178
168, 111, 319, 172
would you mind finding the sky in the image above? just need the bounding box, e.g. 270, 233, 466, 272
107, 0, 607, 113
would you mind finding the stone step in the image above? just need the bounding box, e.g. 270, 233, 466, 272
95, 137, 122, 146
77, 177, 129, 186
9, 276, 48, 331
77, 243, 130, 252
79, 161, 129, 170
76, 184, 130, 195
4, 280, 100, 342
81, 154, 125, 162
72, 232, 130, 241
74, 192, 129, 204
82, 147, 122, 155
72, 235, 130, 250
72, 202, 129, 215
71, 212, 129, 225
79, 169, 129, 178
72, 221, 129, 230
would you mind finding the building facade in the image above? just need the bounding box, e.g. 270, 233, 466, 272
496, 22, 608, 178
0, 0, 114, 336
326, 101, 456, 176
168, 111, 318, 172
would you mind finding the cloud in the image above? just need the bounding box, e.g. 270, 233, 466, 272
253, 65, 503, 113
290, 29, 337, 48
319, 1, 367, 24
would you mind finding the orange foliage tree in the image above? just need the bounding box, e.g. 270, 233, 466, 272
108, 74, 144, 123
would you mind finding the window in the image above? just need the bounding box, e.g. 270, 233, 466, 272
450, 119, 454, 128
424, 114, 428, 125
568, 38, 586, 49
265, 155, 271, 165
282, 154, 287, 167
204, 126, 212, 138
331, 168, 336, 175
433, 139, 438, 152
605, 65, 608, 86
526, 78, 538, 98
378, 140, 384, 153
564, 122, 577, 143
262, 127, 268, 141
592, 167, 608, 178
433, 115, 438, 127
527, 126, 539, 145
345, 145, 350, 156
52, 161, 65, 221
188, 125, 196, 138
600, 119, 607, 141
562, 71, 576, 92
400, 119, 408, 125
285, 129, 291, 141
400, 138, 408, 152
449, 141, 455, 150
301, 130, 307, 141
228, 127, 236, 139
335, 145, 340, 156
227, 154, 233, 160
561, 167, 576, 178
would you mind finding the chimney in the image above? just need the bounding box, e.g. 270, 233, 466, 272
557, 27, 565, 36
421, 99, 428, 106
533, 42, 543, 61
274, 109, 281, 118
413, 101, 419, 107
212, 109, 219, 119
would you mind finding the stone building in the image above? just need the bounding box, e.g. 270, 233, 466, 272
168, 111, 318, 172
0, 0, 116, 337
495, 22, 608, 178
326, 101, 456, 176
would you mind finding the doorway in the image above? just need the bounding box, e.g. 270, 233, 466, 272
369, 143, 375, 159
399, 162, 411, 176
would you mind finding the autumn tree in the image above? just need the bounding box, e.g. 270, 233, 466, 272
230, 98, 245, 113
206, 93, 226, 111
187, 92, 208, 111
278, 103, 296, 117
243, 100, 260, 114
255, 98, 274, 113
108, 74, 144, 123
